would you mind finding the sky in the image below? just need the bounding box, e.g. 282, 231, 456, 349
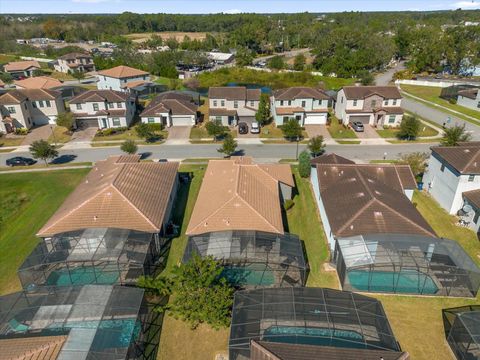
1, 0, 479, 14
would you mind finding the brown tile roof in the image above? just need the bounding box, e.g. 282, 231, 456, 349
463, 189, 480, 209
431, 145, 480, 175
316, 165, 435, 238
273, 87, 330, 100
275, 107, 305, 115
208, 86, 260, 101
4, 60, 40, 72
311, 153, 356, 165
121, 79, 149, 89
251, 341, 408, 360
378, 106, 404, 114
342, 86, 402, 100
0, 335, 67, 360
58, 52, 92, 60
0, 89, 61, 105
209, 108, 237, 116
14, 76, 63, 89
140, 93, 197, 117
186, 157, 293, 235
37, 156, 179, 236
98, 65, 149, 79
458, 88, 478, 100
69, 89, 130, 104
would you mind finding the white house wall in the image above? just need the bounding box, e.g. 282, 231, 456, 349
457, 95, 479, 112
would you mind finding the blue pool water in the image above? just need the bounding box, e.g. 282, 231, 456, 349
347, 270, 438, 294
263, 326, 364, 348
46, 266, 119, 286
222, 264, 274, 286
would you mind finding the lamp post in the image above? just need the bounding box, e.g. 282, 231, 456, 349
50, 124, 57, 147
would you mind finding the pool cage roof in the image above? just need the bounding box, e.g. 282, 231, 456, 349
443, 305, 480, 360
182, 230, 306, 269
336, 233, 480, 297
229, 287, 401, 360
0, 285, 145, 360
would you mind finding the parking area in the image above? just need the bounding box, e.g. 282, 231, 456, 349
167, 126, 191, 140
304, 125, 331, 140
354, 125, 381, 139
70, 127, 97, 143
237, 117, 259, 138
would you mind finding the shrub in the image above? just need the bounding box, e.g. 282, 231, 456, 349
298, 150, 311, 178
15, 127, 29, 135
120, 139, 138, 154
283, 199, 295, 211
449, 98, 457, 104
146, 123, 164, 132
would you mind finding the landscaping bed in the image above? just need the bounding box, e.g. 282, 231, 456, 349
92, 125, 168, 142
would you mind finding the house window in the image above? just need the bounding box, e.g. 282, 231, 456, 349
24, 103, 27, 110
371, 100, 377, 108
280, 100, 284, 106
283, 116, 289, 122
221, 100, 225, 107
7, 106, 15, 113
117, 102, 122, 108
388, 115, 396, 124
469, 175, 475, 182
45, 100, 51, 107
475, 211, 480, 224
112, 117, 121, 126
301, 101, 306, 107
93, 103, 99, 111
353, 100, 358, 106
477, 101, 480, 108
234, 100, 238, 109
76, 103, 82, 110
148, 117, 155, 123
215, 116, 222, 122
295, 115, 302, 121
250, 101, 254, 107
32, 102, 37, 108
441, 164, 445, 172
383, 100, 388, 106
341, 97, 344, 104
38, 101, 44, 108
108, 102, 114, 109
393, 99, 397, 106
213, 100, 217, 107
288, 100, 292, 106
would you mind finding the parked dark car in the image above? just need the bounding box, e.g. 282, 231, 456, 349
350, 121, 364, 132
6, 157, 37, 167
238, 122, 249, 134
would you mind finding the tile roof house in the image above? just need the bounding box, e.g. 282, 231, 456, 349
0, 89, 65, 133
14, 76, 63, 90
310, 153, 356, 165
140, 92, 198, 127
37, 155, 179, 237
186, 157, 294, 236
68, 89, 136, 129
272, 87, 330, 126
0, 335, 67, 360
3, 60, 41, 78
53, 52, 95, 74
96, 65, 151, 92
335, 85, 404, 127
311, 154, 434, 251
208, 86, 261, 126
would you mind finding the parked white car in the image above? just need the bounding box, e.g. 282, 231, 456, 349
251, 122, 260, 134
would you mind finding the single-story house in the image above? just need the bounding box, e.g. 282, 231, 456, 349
3, 60, 41, 78
140, 92, 198, 127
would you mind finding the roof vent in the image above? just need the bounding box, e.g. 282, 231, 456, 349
93, 216, 98, 221
367, 178, 374, 183
340, 170, 344, 175
355, 192, 365, 197
475, 162, 478, 168
204, 222, 208, 227
374, 211, 383, 218
465, 149, 471, 153
100, 173, 104, 177
374, 190, 381, 195
324, 171, 327, 175
85, 180, 89, 184
350, 224, 354, 230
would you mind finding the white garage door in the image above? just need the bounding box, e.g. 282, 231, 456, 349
304, 114, 327, 125
172, 116, 193, 126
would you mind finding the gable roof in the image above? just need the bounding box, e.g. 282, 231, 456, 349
311, 153, 355, 165
186, 157, 294, 236
140, 93, 197, 117
4, 60, 41, 72
14, 76, 62, 89
69, 89, 130, 104
98, 65, 149, 79
316, 164, 435, 238
273, 87, 330, 100
0, 335, 67, 360
58, 52, 92, 60
208, 86, 261, 101
342, 86, 402, 100
37, 156, 179, 236
0, 89, 61, 105
431, 145, 480, 175
458, 88, 479, 100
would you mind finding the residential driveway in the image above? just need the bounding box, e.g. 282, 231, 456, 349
355, 125, 380, 139
304, 125, 331, 140
21, 125, 53, 145
70, 127, 97, 143
165, 126, 191, 145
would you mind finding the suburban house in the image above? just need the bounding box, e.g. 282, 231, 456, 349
335, 85, 404, 127
53, 52, 95, 73
3, 60, 41, 78
208, 86, 261, 126
140, 92, 198, 127
69, 89, 136, 129
457, 88, 480, 112
14, 75, 62, 89
0, 89, 65, 132
271, 87, 330, 126
97, 65, 150, 92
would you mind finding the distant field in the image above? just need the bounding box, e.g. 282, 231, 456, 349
125, 31, 209, 43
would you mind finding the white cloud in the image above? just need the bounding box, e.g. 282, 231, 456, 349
451, 1, 480, 8
223, 9, 243, 14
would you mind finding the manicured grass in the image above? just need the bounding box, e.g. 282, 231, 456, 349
387, 138, 440, 144
401, 84, 480, 123
47, 126, 72, 144
0, 136, 25, 147
92, 126, 168, 142
336, 140, 361, 144
0, 169, 89, 294
376, 123, 439, 139
259, 123, 308, 139
189, 125, 237, 141
327, 118, 357, 139
0, 162, 92, 171
369, 159, 399, 164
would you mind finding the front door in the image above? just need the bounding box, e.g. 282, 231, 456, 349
101, 118, 107, 128
228, 116, 235, 125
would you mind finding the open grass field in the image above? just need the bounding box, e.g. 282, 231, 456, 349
125, 31, 209, 43
376, 122, 439, 139
401, 84, 480, 123
0, 169, 89, 295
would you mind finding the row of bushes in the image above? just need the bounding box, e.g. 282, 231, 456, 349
95, 123, 165, 137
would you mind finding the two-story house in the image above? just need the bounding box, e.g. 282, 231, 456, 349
53, 52, 95, 73
457, 88, 480, 112
96, 66, 150, 92
3, 60, 41, 79
335, 86, 404, 127
423, 144, 480, 233
0, 89, 65, 133
208, 86, 261, 126
271, 87, 330, 126
140, 92, 198, 127
69, 90, 135, 129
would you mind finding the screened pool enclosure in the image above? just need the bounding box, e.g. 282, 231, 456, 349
0, 285, 161, 360
443, 306, 480, 360
334, 234, 480, 297
18, 228, 163, 289
182, 231, 307, 288
229, 287, 401, 360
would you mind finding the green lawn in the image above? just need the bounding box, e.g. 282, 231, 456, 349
401, 84, 480, 123
92, 125, 168, 142
0, 169, 89, 295
48, 126, 72, 144
189, 125, 237, 141
260, 123, 308, 140
0, 136, 25, 147
327, 118, 357, 139
376, 122, 439, 139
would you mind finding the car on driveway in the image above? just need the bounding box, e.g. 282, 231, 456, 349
238, 122, 249, 134
350, 121, 364, 132
250, 122, 260, 134
6, 156, 37, 167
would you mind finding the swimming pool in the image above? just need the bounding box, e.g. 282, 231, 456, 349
263, 325, 365, 348
347, 269, 438, 294
46, 266, 120, 286
222, 264, 275, 286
